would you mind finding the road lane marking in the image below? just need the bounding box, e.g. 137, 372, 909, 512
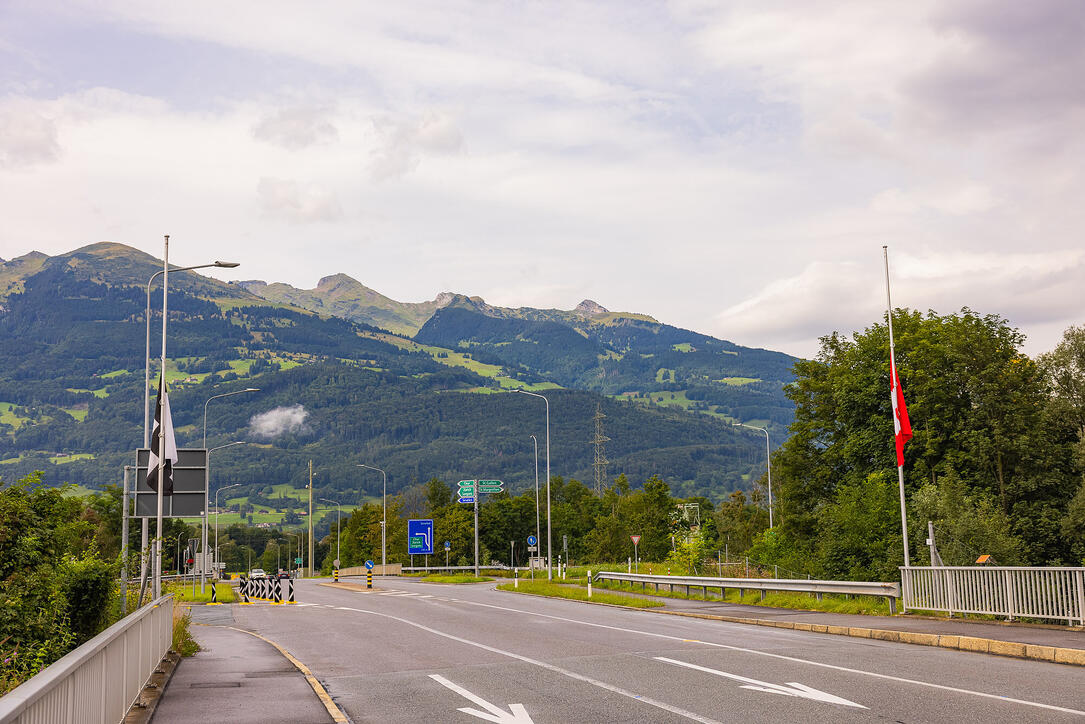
655, 657, 865, 709
331, 606, 720, 723
429, 674, 535, 723
447, 597, 1085, 716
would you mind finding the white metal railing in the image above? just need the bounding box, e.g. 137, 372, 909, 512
901, 566, 1085, 624
0, 595, 174, 724
594, 572, 902, 613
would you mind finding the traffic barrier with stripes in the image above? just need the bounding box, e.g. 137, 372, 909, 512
237, 576, 297, 604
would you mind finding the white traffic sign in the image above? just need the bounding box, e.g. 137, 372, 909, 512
429, 674, 535, 723
630, 535, 641, 545
654, 657, 865, 709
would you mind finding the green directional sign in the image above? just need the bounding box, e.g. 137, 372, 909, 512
294, 557, 302, 565
409, 535, 426, 550
458, 481, 475, 494
478, 480, 504, 494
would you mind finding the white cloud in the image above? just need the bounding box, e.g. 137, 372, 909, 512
368, 112, 462, 181
715, 250, 1085, 357
252, 107, 338, 150
249, 404, 310, 439
0, 101, 60, 168
257, 177, 342, 223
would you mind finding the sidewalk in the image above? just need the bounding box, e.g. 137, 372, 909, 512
152, 606, 339, 724
590, 586, 1085, 664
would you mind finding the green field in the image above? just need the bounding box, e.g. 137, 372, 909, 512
655, 367, 676, 383
671, 343, 694, 352
0, 402, 32, 429
377, 334, 561, 392
719, 376, 760, 386
66, 387, 110, 398
50, 452, 95, 464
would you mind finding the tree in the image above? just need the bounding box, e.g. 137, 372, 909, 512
772, 308, 1075, 572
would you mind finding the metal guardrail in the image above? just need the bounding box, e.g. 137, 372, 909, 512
901, 566, 1085, 624
593, 572, 902, 613
0, 594, 174, 724
400, 565, 511, 573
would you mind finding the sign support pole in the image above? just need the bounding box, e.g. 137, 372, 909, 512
473, 481, 479, 577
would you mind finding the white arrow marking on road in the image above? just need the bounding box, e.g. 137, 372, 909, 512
655, 657, 865, 709
429, 674, 534, 724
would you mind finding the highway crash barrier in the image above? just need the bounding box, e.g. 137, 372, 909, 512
237, 576, 296, 604
593, 571, 902, 614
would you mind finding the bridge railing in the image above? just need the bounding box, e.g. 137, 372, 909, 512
0, 595, 174, 724
593, 572, 901, 613
901, 566, 1085, 624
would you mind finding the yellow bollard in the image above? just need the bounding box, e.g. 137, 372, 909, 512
367, 570, 373, 589
334, 569, 339, 582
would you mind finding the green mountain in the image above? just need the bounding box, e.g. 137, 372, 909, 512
0, 243, 794, 503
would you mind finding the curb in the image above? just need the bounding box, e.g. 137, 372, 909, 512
647, 609, 1085, 667
495, 586, 1085, 667
223, 626, 350, 723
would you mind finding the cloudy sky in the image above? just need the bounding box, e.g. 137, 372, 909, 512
2, 1, 1082, 357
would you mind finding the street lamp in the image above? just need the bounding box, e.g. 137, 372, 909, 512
214, 482, 241, 576
357, 464, 387, 569
529, 434, 540, 572
733, 423, 773, 528
511, 389, 551, 580
203, 441, 244, 590
286, 532, 300, 575
143, 260, 240, 446
144, 254, 238, 600
200, 389, 257, 592
321, 498, 341, 569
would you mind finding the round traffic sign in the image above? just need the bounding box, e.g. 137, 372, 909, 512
444, 540, 451, 550
527, 535, 538, 546
364, 560, 374, 569
333, 558, 341, 568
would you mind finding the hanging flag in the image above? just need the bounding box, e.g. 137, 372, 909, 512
147, 377, 178, 495
890, 359, 912, 467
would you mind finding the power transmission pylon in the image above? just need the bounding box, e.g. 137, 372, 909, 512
592, 403, 610, 495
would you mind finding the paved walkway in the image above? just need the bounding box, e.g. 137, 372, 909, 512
152, 606, 334, 724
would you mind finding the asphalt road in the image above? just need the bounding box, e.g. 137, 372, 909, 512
230, 578, 1085, 723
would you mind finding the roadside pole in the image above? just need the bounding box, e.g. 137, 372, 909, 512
474, 487, 479, 577
121, 465, 130, 615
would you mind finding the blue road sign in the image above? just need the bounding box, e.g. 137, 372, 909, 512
408, 518, 434, 555
527, 535, 538, 547
364, 560, 374, 569
458, 496, 475, 504
444, 540, 451, 550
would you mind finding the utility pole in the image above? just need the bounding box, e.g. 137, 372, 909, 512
591, 403, 609, 495
308, 460, 314, 577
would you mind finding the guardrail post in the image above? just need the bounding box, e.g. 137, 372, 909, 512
588, 570, 592, 598
1004, 569, 1015, 622
1076, 569, 1085, 626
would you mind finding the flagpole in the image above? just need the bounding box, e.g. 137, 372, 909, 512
155, 235, 169, 599
883, 245, 911, 567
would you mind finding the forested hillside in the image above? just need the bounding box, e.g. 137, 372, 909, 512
0, 243, 781, 502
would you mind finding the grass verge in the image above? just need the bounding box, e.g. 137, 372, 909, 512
593, 579, 895, 615
421, 574, 493, 584
497, 580, 664, 608
165, 582, 236, 604
172, 608, 199, 657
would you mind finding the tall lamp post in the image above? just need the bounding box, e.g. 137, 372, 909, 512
529, 434, 540, 568
286, 533, 299, 576
144, 260, 239, 446
512, 390, 551, 580
357, 464, 387, 569
201, 388, 258, 591
144, 253, 238, 600
733, 423, 773, 528
215, 482, 241, 576
205, 441, 244, 588
321, 498, 342, 569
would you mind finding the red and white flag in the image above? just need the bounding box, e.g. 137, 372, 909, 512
890, 359, 912, 467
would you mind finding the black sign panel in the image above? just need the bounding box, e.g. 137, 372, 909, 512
133, 448, 207, 518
